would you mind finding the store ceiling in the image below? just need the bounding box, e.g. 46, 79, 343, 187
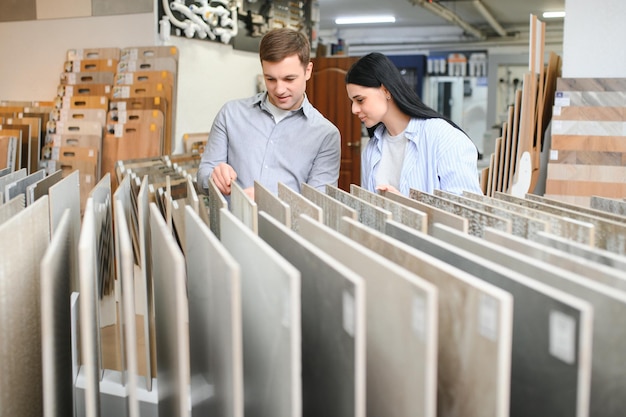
318, 0, 565, 38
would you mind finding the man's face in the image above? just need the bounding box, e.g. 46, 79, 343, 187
262, 54, 312, 111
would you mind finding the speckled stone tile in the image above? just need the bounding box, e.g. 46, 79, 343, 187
208, 177, 228, 239
300, 183, 357, 232
590, 195, 626, 217
277, 182, 321, 233
325, 185, 392, 233
255, 181, 291, 228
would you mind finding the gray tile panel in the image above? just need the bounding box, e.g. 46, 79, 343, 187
149, 203, 191, 417
255, 181, 290, 228
207, 177, 228, 239
220, 209, 301, 417
410, 189, 512, 237
298, 215, 438, 417
0, 196, 50, 417
350, 184, 427, 233
339, 216, 513, 417
590, 196, 626, 217
0, 193, 25, 225
325, 184, 392, 232
277, 182, 321, 233
301, 183, 357, 231
386, 220, 593, 417
92, 0, 152, 16
526, 193, 626, 225
230, 181, 258, 234
258, 212, 366, 417
185, 207, 243, 417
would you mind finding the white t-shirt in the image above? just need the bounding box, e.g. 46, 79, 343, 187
375, 128, 408, 189
265, 97, 292, 124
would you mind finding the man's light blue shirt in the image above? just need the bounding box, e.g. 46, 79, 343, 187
361, 118, 483, 196
197, 92, 341, 194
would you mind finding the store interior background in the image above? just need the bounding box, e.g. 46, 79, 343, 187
0, 0, 624, 158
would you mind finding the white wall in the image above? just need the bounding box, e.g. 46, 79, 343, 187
563, 0, 626, 77
0, 13, 260, 154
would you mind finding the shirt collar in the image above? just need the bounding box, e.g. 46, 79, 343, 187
255, 91, 313, 118
373, 118, 422, 144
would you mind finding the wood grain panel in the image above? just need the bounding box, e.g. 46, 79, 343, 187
551, 135, 626, 152
548, 149, 626, 166
553, 105, 625, 121
546, 163, 626, 182
545, 180, 626, 198
557, 78, 626, 92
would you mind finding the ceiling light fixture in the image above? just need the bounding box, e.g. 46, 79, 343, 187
335, 15, 396, 25
542, 11, 566, 19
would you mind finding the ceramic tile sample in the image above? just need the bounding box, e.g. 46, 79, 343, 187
230, 181, 258, 234
495, 192, 626, 255
484, 227, 626, 292
386, 220, 593, 417
557, 78, 626, 92
208, 177, 228, 239
4, 169, 45, 202
410, 189, 512, 237
532, 231, 626, 272
150, 203, 191, 417
41, 209, 74, 417
0, 196, 50, 417
381, 189, 468, 233
258, 212, 366, 417
277, 182, 321, 233
0, 0, 35, 22
136, 175, 154, 391
220, 209, 301, 417
339, 217, 513, 417
77, 198, 102, 417
185, 207, 243, 417
0, 168, 27, 203
350, 184, 427, 233
0, 193, 25, 225
462, 191, 595, 245
301, 183, 357, 231
298, 215, 438, 417
255, 181, 291, 228
526, 193, 626, 225
29, 169, 63, 205
325, 185, 392, 232
432, 223, 626, 417
590, 195, 626, 216
434, 189, 548, 239
113, 200, 140, 417
555, 91, 626, 107
36, 0, 90, 19
92, 0, 152, 16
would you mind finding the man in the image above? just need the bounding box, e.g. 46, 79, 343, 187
197, 28, 341, 198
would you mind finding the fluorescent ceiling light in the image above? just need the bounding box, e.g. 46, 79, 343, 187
335, 15, 396, 25
542, 11, 566, 18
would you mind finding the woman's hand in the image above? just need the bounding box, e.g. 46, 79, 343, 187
375, 184, 401, 194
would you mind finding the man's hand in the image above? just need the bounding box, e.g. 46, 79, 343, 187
243, 186, 255, 201
211, 163, 237, 195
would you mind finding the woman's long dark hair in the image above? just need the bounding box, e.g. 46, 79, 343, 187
346, 52, 465, 137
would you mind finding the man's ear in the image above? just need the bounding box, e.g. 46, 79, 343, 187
305, 61, 313, 80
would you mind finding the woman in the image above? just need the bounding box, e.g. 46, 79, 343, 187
345, 52, 483, 196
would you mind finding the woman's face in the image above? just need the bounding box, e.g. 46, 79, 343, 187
346, 83, 390, 128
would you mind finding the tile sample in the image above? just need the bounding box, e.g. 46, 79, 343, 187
325, 184, 392, 232
230, 181, 258, 234
208, 177, 228, 239
185, 207, 243, 417
339, 217, 513, 417
0, 196, 50, 417
484, 227, 626, 292
0, 0, 35, 22
41, 209, 75, 417
220, 209, 301, 417
526, 193, 626, 225
255, 181, 291, 228
150, 203, 191, 417
301, 183, 357, 231
258, 212, 366, 417
277, 182, 321, 233
434, 189, 548, 239
410, 189, 512, 237
386, 220, 593, 417
0, 168, 27, 203
298, 215, 438, 417
590, 195, 626, 216
113, 200, 139, 417
29, 169, 63, 205
381, 189, 468, 233
36, 0, 90, 19
462, 191, 595, 245
350, 184, 427, 233
0, 193, 25, 225
532, 231, 626, 272
495, 192, 626, 254
92, 0, 152, 16
433, 223, 626, 417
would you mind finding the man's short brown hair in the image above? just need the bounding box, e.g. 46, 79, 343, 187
259, 28, 310, 67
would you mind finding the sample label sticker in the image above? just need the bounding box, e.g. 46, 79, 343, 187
549, 310, 576, 364
550, 150, 559, 161
479, 294, 498, 341
343, 291, 355, 337
412, 295, 426, 341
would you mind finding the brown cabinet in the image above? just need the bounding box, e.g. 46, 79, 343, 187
307, 56, 361, 191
